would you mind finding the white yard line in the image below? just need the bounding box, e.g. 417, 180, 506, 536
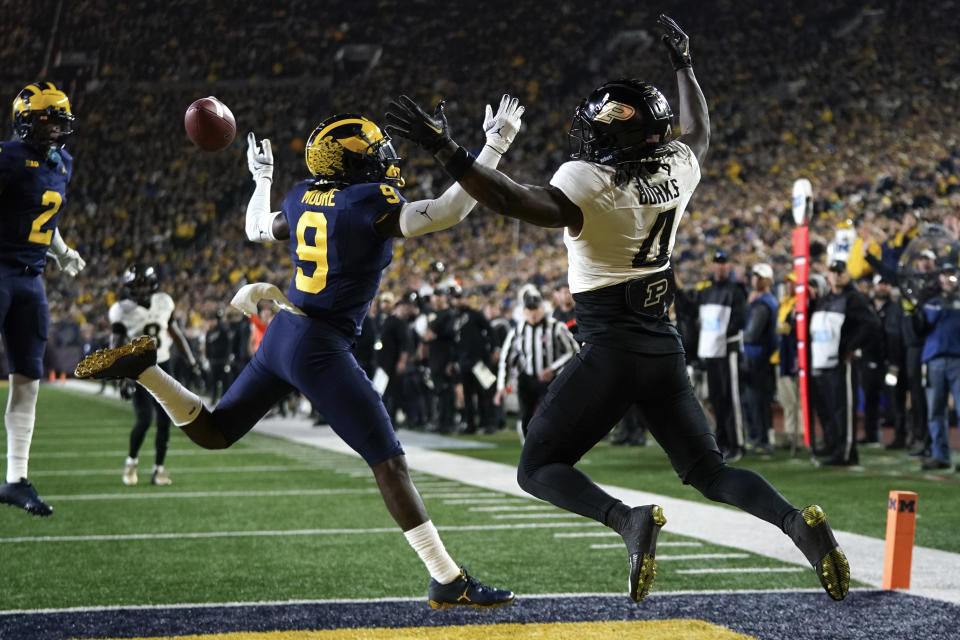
253, 416, 960, 604
39, 488, 382, 501
0, 521, 601, 544
677, 568, 805, 574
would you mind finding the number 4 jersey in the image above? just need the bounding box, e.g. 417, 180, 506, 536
108, 293, 176, 363
550, 140, 700, 294
0, 139, 72, 276
280, 180, 404, 344
548, 140, 700, 354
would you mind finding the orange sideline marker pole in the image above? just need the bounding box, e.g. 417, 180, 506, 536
882, 490, 917, 590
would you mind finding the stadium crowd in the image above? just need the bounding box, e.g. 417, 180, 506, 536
2, 1, 959, 460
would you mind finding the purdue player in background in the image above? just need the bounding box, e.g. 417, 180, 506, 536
387, 14, 849, 603
0, 82, 86, 516
77, 97, 523, 609
109, 264, 199, 486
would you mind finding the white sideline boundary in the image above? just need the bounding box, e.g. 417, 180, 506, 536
51, 380, 960, 605
252, 415, 960, 605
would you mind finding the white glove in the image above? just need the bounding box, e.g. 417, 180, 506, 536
47, 246, 86, 277
230, 282, 305, 317
483, 94, 525, 155
246, 132, 273, 182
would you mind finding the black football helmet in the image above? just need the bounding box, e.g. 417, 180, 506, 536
12, 82, 75, 148
305, 114, 404, 188
122, 263, 160, 304
569, 79, 674, 168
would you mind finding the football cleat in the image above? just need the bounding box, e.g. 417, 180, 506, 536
427, 567, 515, 610
122, 461, 138, 486
0, 478, 53, 516
788, 505, 850, 601
621, 504, 667, 602
75, 335, 157, 380
151, 466, 172, 486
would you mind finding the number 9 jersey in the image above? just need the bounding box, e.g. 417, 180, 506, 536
281, 179, 404, 344
0, 140, 72, 276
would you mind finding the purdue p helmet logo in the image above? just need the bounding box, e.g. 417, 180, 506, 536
593, 100, 636, 124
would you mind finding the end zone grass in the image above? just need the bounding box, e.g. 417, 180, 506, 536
0, 385, 953, 613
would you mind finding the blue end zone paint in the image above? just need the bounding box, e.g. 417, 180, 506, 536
1, 591, 955, 640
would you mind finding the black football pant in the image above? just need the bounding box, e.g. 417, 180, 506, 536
130, 361, 172, 466
517, 344, 796, 532
861, 359, 907, 443
812, 363, 858, 464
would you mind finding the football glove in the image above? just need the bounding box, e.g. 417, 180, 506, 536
483, 94, 525, 156
47, 245, 86, 277
246, 132, 273, 182
658, 14, 692, 70
384, 96, 451, 154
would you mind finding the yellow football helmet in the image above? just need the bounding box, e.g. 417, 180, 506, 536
305, 113, 404, 188
12, 81, 75, 146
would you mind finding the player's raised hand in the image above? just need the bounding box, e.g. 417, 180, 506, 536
658, 14, 692, 70
246, 132, 273, 182
384, 96, 451, 153
483, 94, 525, 156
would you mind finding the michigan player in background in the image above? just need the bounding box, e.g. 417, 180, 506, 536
110, 264, 199, 486
77, 96, 523, 608
387, 15, 850, 603
0, 82, 86, 516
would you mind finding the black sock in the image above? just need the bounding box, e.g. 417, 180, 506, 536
604, 502, 632, 533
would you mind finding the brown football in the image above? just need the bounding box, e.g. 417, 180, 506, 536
184, 96, 236, 152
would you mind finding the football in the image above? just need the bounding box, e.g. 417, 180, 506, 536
184, 96, 236, 152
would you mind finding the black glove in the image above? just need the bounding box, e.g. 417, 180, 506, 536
119, 380, 136, 400
658, 14, 692, 70
384, 96, 451, 154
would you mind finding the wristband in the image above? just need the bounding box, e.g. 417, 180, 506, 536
443, 146, 475, 181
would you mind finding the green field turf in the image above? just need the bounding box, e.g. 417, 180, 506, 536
1, 385, 954, 612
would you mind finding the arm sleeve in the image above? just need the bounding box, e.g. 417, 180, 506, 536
398, 145, 503, 237
245, 176, 282, 242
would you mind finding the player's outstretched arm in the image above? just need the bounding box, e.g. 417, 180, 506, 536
658, 14, 710, 167
385, 97, 582, 232
244, 132, 290, 242
47, 229, 86, 277
377, 95, 524, 238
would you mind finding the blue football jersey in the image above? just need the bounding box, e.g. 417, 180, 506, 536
0, 139, 72, 276
282, 180, 404, 341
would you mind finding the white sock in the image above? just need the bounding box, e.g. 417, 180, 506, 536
5, 411, 34, 483
126, 456, 138, 466
136, 365, 203, 427
403, 521, 461, 584
5, 375, 39, 483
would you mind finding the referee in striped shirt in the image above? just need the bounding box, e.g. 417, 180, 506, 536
495, 285, 579, 441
